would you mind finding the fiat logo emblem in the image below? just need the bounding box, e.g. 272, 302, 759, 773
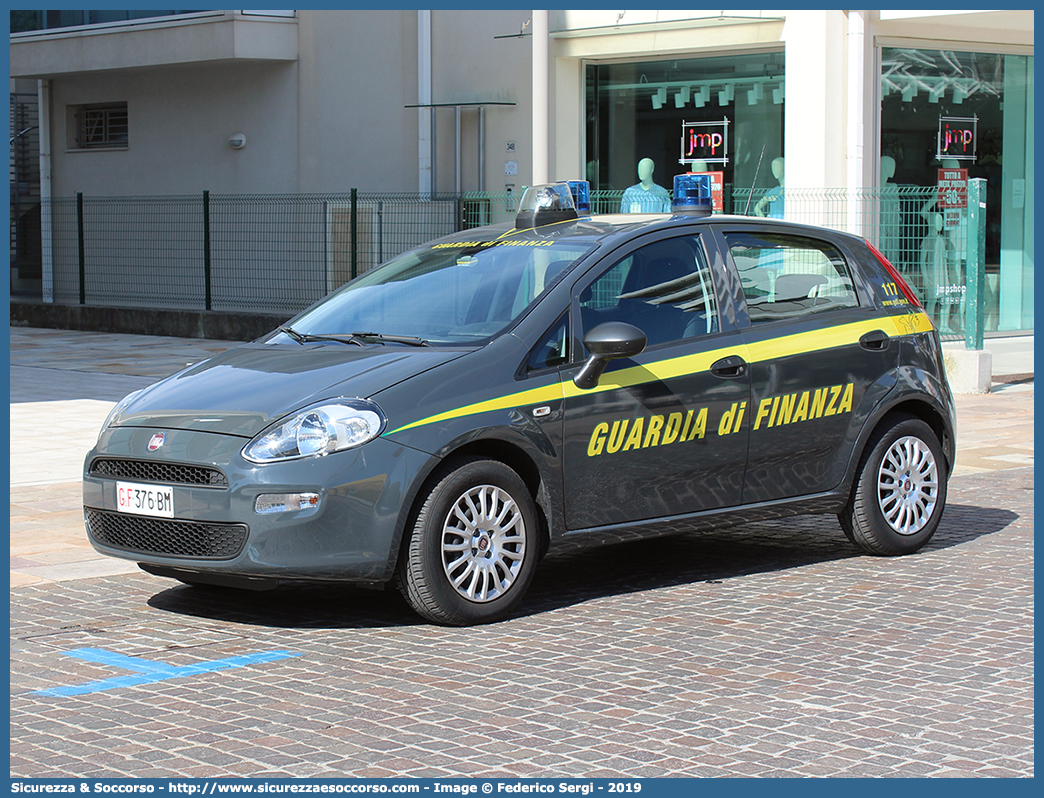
147, 432, 166, 452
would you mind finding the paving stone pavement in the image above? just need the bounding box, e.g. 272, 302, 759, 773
9, 466, 1035, 778
8, 326, 1035, 778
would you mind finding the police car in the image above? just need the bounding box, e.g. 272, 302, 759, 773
84, 176, 956, 625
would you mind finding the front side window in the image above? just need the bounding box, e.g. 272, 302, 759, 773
285, 237, 593, 346
579, 235, 719, 348
726, 232, 857, 323
526, 314, 570, 373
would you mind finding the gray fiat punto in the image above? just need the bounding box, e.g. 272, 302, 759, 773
84, 177, 956, 625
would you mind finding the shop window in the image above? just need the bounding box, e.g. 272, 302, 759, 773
880, 48, 1033, 333
585, 52, 784, 208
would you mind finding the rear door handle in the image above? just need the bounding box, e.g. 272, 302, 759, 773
859, 330, 890, 351
711, 355, 747, 379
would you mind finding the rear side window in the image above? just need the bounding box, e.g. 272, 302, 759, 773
726, 232, 858, 323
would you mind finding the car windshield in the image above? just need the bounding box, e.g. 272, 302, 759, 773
281, 236, 595, 345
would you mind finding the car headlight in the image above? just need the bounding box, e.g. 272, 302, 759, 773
99, 389, 144, 437
242, 399, 386, 463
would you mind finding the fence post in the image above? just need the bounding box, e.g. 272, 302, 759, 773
203, 190, 212, 311
377, 200, 384, 263
456, 196, 465, 232
350, 188, 358, 280
964, 178, 986, 350
77, 192, 85, 305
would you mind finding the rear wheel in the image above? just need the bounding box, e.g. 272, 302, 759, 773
397, 457, 539, 625
840, 414, 947, 555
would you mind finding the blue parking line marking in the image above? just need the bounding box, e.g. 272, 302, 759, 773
33, 647, 302, 697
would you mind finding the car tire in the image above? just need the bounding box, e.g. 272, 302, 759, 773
397, 456, 539, 625
840, 413, 947, 556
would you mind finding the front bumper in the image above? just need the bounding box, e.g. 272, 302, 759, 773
83, 424, 426, 584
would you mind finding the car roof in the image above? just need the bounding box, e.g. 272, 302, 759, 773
433, 213, 865, 249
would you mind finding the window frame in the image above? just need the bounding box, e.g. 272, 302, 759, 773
721, 229, 864, 326
521, 313, 571, 378
569, 229, 734, 355
71, 102, 129, 150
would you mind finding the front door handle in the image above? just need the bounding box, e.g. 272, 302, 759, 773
711, 355, 747, 379
860, 330, 890, 351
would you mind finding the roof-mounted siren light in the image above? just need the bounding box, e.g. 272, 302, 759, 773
515, 183, 579, 229
672, 173, 713, 217
566, 180, 591, 216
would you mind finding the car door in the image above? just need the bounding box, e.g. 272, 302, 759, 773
720, 226, 900, 503
559, 230, 751, 531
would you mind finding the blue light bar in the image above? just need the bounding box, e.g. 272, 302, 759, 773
672, 174, 713, 216
566, 180, 591, 215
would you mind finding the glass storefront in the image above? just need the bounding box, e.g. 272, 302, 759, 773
585, 52, 786, 209
880, 48, 1034, 333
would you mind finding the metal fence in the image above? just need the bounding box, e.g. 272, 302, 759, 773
10, 92, 41, 296
47, 192, 465, 314
25, 185, 983, 343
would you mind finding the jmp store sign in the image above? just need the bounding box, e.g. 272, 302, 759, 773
936, 115, 978, 161
679, 119, 729, 166
679, 119, 728, 212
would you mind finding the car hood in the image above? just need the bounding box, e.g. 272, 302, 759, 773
112, 342, 470, 437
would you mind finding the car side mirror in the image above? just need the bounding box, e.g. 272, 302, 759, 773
573, 321, 647, 390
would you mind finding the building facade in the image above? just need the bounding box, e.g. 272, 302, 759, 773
9, 9, 1034, 332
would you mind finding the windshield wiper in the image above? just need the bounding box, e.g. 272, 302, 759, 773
350, 331, 431, 347
277, 326, 365, 346
278, 326, 430, 347
277, 325, 307, 343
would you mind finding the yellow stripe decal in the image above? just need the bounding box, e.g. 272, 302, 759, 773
389, 382, 566, 435
386, 311, 934, 435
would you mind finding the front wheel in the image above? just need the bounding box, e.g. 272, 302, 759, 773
840, 414, 947, 556
397, 457, 539, 625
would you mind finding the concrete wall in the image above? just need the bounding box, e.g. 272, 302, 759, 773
10, 299, 289, 341
10, 13, 299, 75
296, 10, 419, 192
34, 10, 426, 197
782, 11, 847, 191
429, 10, 531, 193
48, 61, 300, 197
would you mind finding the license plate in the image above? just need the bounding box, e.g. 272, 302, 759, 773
116, 481, 174, 519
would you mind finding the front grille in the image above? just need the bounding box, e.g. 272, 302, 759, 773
89, 458, 228, 487
85, 508, 247, 559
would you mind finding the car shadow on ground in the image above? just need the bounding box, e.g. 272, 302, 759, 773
146, 501, 1017, 630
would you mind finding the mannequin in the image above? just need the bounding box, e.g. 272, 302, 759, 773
620, 158, 671, 213
920, 212, 952, 325
879, 155, 902, 269
754, 157, 784, 218
921, 158, 968, 267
